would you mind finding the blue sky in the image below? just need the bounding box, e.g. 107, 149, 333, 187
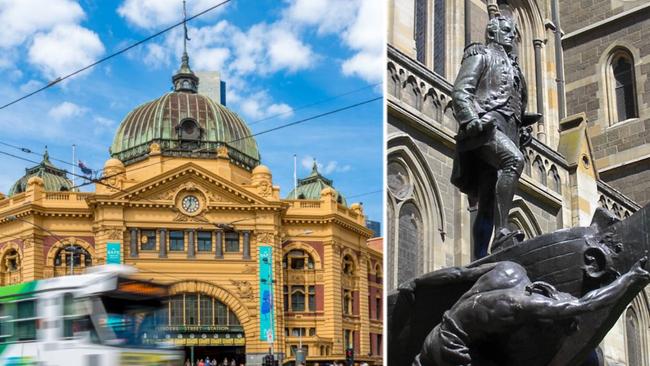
0, 0, 384, 226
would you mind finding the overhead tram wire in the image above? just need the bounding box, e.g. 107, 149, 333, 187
0, 95, 383, 190
247, 82, 381, 126
0, 0, 233, 111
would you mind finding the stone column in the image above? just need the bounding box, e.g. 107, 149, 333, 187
242, 231, 251, 259
464, 0, 471, 46
533, 38, 546, 142
215, 230, 223, 259
187, 229, 195, 258
129, 228, 138, 258
159, 228, 167, 258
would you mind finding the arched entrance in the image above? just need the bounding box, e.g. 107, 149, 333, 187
152, 281, 253, 365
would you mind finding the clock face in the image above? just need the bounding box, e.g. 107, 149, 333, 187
182, 195, 200, 213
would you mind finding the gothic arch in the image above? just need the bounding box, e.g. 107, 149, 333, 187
599, 43, 642, 125
169, 280, 254, 338
387, 133, 446, 286
46, 237, 95, 266
510, 198, 542, 239
626, 293, 650, 366
282, 242, 322, 269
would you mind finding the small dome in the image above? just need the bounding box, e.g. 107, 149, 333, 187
252, 164, 271, 175
110, 53, 260, 170
8, 150, 76, 196
104, 158, 124, 169
286, 160, 347, 206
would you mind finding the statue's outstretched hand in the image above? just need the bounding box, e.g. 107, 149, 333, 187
630, 256, 650, 283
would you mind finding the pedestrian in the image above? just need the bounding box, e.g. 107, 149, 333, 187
199, 359, 205, 366
185, 359, 191, 366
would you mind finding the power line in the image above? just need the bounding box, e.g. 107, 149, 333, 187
228, 96, 383, 144
248, 82, 381, 126
0, 0, 232, 111
347, 189, 383, 199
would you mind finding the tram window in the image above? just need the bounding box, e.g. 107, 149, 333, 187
169, 231, 184, 251
197, 231, 212, 252
15, 300, 37, 341
63, 293, 74, 338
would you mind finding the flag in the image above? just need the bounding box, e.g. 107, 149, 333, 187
78, 160, 93, 176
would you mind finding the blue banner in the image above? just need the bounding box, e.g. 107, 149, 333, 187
259, 246, 275, 342
106, 242, 122, 264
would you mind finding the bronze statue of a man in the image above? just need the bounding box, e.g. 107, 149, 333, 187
451, 15, 541, 258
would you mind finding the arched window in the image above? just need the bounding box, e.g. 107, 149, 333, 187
291, 287, 305, 312
54, 245, 92, 269
398, 202, 422, 284
167, 293, 241, 327
626, 308, 642, 366
613, 54, 638, 122
606, 49, 638, 124
283, 249, 314, 270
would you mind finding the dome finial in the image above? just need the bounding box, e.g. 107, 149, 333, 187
311, 159, 319, 174
172, 0, 199, 93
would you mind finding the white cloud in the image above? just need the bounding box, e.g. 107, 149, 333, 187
28, 24, 105, 80
48, 101, 87, 121
300, 155, 351, 174
142, 43, 170, 68
118, 0, 226, 30
0, 0, 85, 48
284, 0, 383, 83
240, 91, 294, 121
266, 25, 314, 72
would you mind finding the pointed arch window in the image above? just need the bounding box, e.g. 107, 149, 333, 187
626, 308, 642, 366
398, 202, 422, 284
607, 49, 638, 124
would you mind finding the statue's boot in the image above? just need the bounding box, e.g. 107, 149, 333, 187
491, 168, 524, 253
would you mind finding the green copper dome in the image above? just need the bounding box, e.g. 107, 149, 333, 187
8, 150, 76, 196
109, 53, 260, 170
286, 161, 347, 206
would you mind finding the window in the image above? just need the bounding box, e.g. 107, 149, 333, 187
613, 56, 637, 121
170, 296, 184, 325
225, 232, 240, 252
414, 0, 427, 64
291, 286, 305, 312
200, 295, 212, 326
398, 202, 422, 284
343, 290, 353, 315
15, 300, 37, 341
54, 245, 92, 268
308, 286, 316, 311
169, 231, 184, 251
228, 308, 240, 326
626, 308, 642, 366
291, 328, 305, 337
62, 293, 75, 338
344, 329, 352, 348
140, 230, 156, 251
309, 328, 316, 336
607, 49, 638, 124
197, 231, 212, 252
283, 249, 315, 270
215, 301, 228, 325
433, 0, 446, 76
376, 297, 382, 319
